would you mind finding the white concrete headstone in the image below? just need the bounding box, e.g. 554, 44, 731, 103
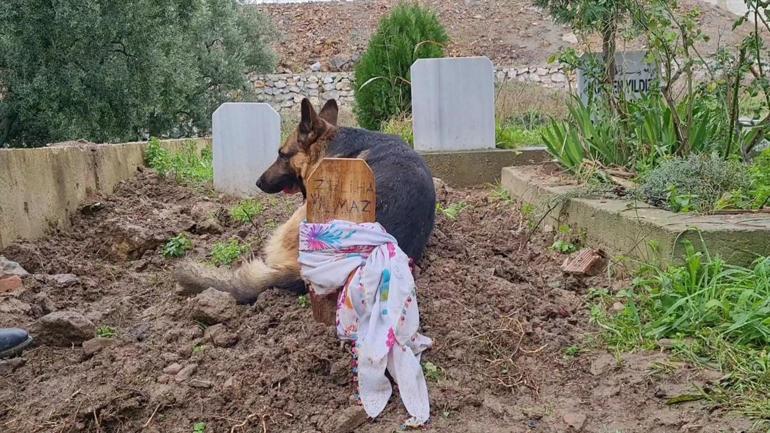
577, 51, 658, 104
411, 57, 495, 152
212, 103, 280, 197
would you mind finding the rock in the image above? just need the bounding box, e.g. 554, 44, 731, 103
275, 80, 287, 89
204, 324, 239, 348
310, 61, 322, 72
0, 256, 29, 278
562, 32, 579, 44
563, 412, 586, 430
189, 379, 213, 389
0, 275, 23, 293
611, 302, 625, 312
49, 273, 80, 287
33, 311, 96, 346
433, 177, 451, 204
163, 363, 184, 375
589, 353, 616, 376
323, 76, 334, 84
82, 337, 115, 356
325, 406, 368, 433
190, 288, 238, 325
0, 357, 26, 374
175, 364, 198, 383
552, 72, 567, 83
106, 221, 165, 261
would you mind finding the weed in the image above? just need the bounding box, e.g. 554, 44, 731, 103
229, 200, 265, 226
192, 344, 205, 354
596, 242, 770, 419
145, 138, 213, 186
436, 202, 468, 221
423, 361, 442, 382
489, 183, 514, 204
381, 115, 414, 147
551, 239, 577, 254
193, 422, 206, 433
162, 233, 193, 258
563, 345, 581, 359
96, 325, 117, 338
298, 295, 310, 308
210, 239, 250, 267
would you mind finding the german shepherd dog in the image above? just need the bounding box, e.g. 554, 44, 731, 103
174, 98, 436, 303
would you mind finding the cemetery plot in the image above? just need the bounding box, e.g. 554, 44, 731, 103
0, 171, 752, 432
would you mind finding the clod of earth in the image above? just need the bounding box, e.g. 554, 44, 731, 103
32, 310, 96, 346
562, 412, 587, 430
0, 358, 26, 374
163, 363, 184, 375
174, 364, 198, 383
203, 323, 239, 348
105, 220, 167, 261
82, 337, 116, 356
324, 406, 368, 433
190, 288, 238, 324
46, 273, 80, 287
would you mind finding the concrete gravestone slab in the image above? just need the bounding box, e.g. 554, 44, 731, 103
577, 51, 658, 104
213, 103, 280, 197
411, 57, 495, 151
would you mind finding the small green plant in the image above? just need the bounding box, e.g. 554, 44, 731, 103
210, 239, 250, 266
162, 233, 193, 258
298, 295, 310, 308
145, 138, 213, 186
96, 325, 117, 338
229, 200, 265, 225
551, 239, 577, 254
436, 202, 468, 221
489, 183, 514, 204
192, 344, 205, 354
423, 361, 442, 382
193, 422, 206, 433
354, 3, 448, 129
496, 121, 544, 149
563, 345, 581, 359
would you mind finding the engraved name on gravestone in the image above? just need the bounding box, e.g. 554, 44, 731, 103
577, 51, 659, 104
212, 103, 280, 197
411, 57, 496, 152
306, 158, 376, 224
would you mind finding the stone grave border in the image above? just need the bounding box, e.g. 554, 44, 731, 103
502, 165, 770, 266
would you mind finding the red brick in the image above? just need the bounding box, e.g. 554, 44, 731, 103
0, 275, 23, 293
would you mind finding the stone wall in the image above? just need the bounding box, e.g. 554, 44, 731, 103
250, 64, 573, 113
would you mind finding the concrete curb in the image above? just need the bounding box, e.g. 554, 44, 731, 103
502, 165, 770, 266
0, 138, 211, 250
421, 147, 550, 187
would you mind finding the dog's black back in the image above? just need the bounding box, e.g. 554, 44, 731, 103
326, 127, 436, 261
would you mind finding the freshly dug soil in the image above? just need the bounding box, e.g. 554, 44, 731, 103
0, 170, 754, 432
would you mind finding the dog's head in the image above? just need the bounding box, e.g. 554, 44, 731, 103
256, 98, 339, 197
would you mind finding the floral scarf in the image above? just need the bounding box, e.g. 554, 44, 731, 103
298, 220, 432, 425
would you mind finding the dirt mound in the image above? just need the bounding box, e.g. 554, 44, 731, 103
255, 0, 753, 73
0, 172, 752, 432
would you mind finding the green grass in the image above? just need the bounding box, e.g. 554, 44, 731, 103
162, 233, 193, 258
210, 239, 250, 267
551, 239, 577, 254
593, 241, 770, 421
489, 183, 514, 204
96, 325, 117, 338
381, 115, 414, 147
145, 137, 213, 186
193, 422, 206, 433
436, 202, 468, 221
229, 199, 265, 225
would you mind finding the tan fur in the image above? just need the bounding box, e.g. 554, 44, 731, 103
174, 99, 340, 304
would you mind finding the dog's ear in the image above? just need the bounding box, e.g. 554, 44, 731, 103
299, 98, 319, 136
318, 99, 339, 125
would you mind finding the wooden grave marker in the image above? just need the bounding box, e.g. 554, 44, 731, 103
306, 158, 376, 325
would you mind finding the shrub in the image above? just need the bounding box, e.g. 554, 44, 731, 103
639, 154, 750, 213
353, 2, 448, 130
0, 0, 276, 147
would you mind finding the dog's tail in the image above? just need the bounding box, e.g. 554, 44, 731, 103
174, 259, 303, 304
